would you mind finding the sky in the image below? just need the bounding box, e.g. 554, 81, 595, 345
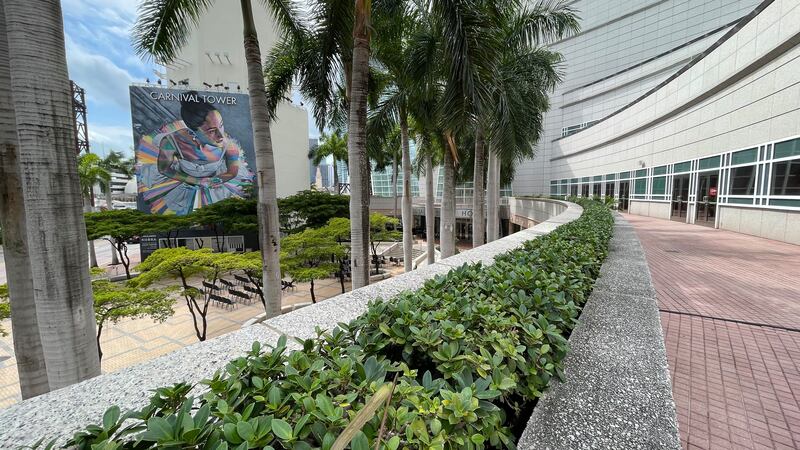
61, 0, 317, 158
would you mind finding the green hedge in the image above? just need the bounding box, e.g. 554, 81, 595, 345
46, 200, 613, 450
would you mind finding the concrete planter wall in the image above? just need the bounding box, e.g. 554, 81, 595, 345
0, 199, 678, 448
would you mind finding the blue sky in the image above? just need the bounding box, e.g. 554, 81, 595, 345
62, 0, 152, 157
61, 0, 317, 158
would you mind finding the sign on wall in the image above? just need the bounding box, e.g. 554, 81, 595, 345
130, 86, 257, 215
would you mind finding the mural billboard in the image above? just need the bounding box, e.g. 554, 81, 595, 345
130, 86, 256, 215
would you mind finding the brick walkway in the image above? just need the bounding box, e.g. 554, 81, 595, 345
625, 214, 800, 449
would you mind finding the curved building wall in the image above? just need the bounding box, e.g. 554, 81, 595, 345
546, 0, 800, 244
513, 0, 761, 195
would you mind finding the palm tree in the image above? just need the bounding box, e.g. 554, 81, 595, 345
2, 0, 102, 392
483, 1, 578, 241
309, 130, 348, 191
133, 0, 304, 318
367, 2, 424, 271
77, 153, 111, 267
346, 0, 372, 286
0, 4, 49, 399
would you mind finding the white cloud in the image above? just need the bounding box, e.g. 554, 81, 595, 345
89, 124, 135, 156
65, 36, 134, 110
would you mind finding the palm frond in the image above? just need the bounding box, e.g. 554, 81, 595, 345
132, 0, 213, 62
258, 0, 307, 40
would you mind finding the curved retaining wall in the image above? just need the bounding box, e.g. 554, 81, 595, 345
0, 200, 676, 448
518, 213, 680, 449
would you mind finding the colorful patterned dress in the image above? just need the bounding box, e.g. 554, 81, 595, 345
136, 121, 255, 215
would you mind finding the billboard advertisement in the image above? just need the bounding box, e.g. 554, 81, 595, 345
130, 86, 256, 215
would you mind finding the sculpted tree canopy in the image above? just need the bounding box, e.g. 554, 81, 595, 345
92, 280, 175, 360
281, 227, 345, 303
277, 190, 350, 233
189, 197, 258, 233
84, 209, 189, 279
133, 247, 240, 341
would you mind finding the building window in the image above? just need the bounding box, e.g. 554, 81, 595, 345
731, 148, 757, 165
673, 161, 691, 173
699, 155, 720, 170
652, 177, 666, 195
774, 137, 800, 159
581, 184, 589, 197
729, 165, 756, 195
653, 166, 668, 176
634, 178, 647, 195
593, 184, 601, 196
771, 160, 800, 196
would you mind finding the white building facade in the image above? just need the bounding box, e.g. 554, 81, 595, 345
163, 2, 310, 198
514, 0, 800, 245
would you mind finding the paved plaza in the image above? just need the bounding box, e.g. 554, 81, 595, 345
626, 214, 800, 450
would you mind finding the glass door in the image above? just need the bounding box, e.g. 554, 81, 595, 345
695, 172, 719, 227
671, 174, 690, 221
605, 182, 615, 199
618, 181, 630, 212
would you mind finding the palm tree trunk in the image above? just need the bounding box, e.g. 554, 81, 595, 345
486, 150, 500, 242
241, 0, 282, 318
5, 0, 101, 390
425, 154, 435, 265
392, 155, 398, 219
105, 187, 118, 265
0, 8, 49, 398
471, 128, 486, 247
332, 156, 339, 192
347, 0, 372, 288
440, 150, 456, 258
399, 107, 412, 272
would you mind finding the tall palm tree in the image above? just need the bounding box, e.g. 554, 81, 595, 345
472, 128, 486, 246
0, 3, 49, 399
77, 153, 111, 267
133, 0, 304, 318
3, 0, 102, 392
367, 2, 424, 271
483, 1, 578, 241
309, 130, 348, 190
347, 0, 372, 286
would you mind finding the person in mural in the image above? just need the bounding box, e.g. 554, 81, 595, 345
137, 92, 254, 215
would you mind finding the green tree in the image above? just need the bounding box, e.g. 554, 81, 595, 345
325, 217, 353, 293
280, 228, 345, 303
78, 153, 111, 268
98, 150, 137, 265
189, 197, 259, 251
277, 189, 350, 233
482, 1, 577, 242
309, 130, 349, 190
84, 210, 187, 279
133, 0, 305, 320
368, 213, 401, 275
227, 251, 267, 308
134, 248, 239, 342
92, 280, 175, 361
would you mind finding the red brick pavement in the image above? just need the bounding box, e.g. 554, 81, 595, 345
625, 214, 800, 450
